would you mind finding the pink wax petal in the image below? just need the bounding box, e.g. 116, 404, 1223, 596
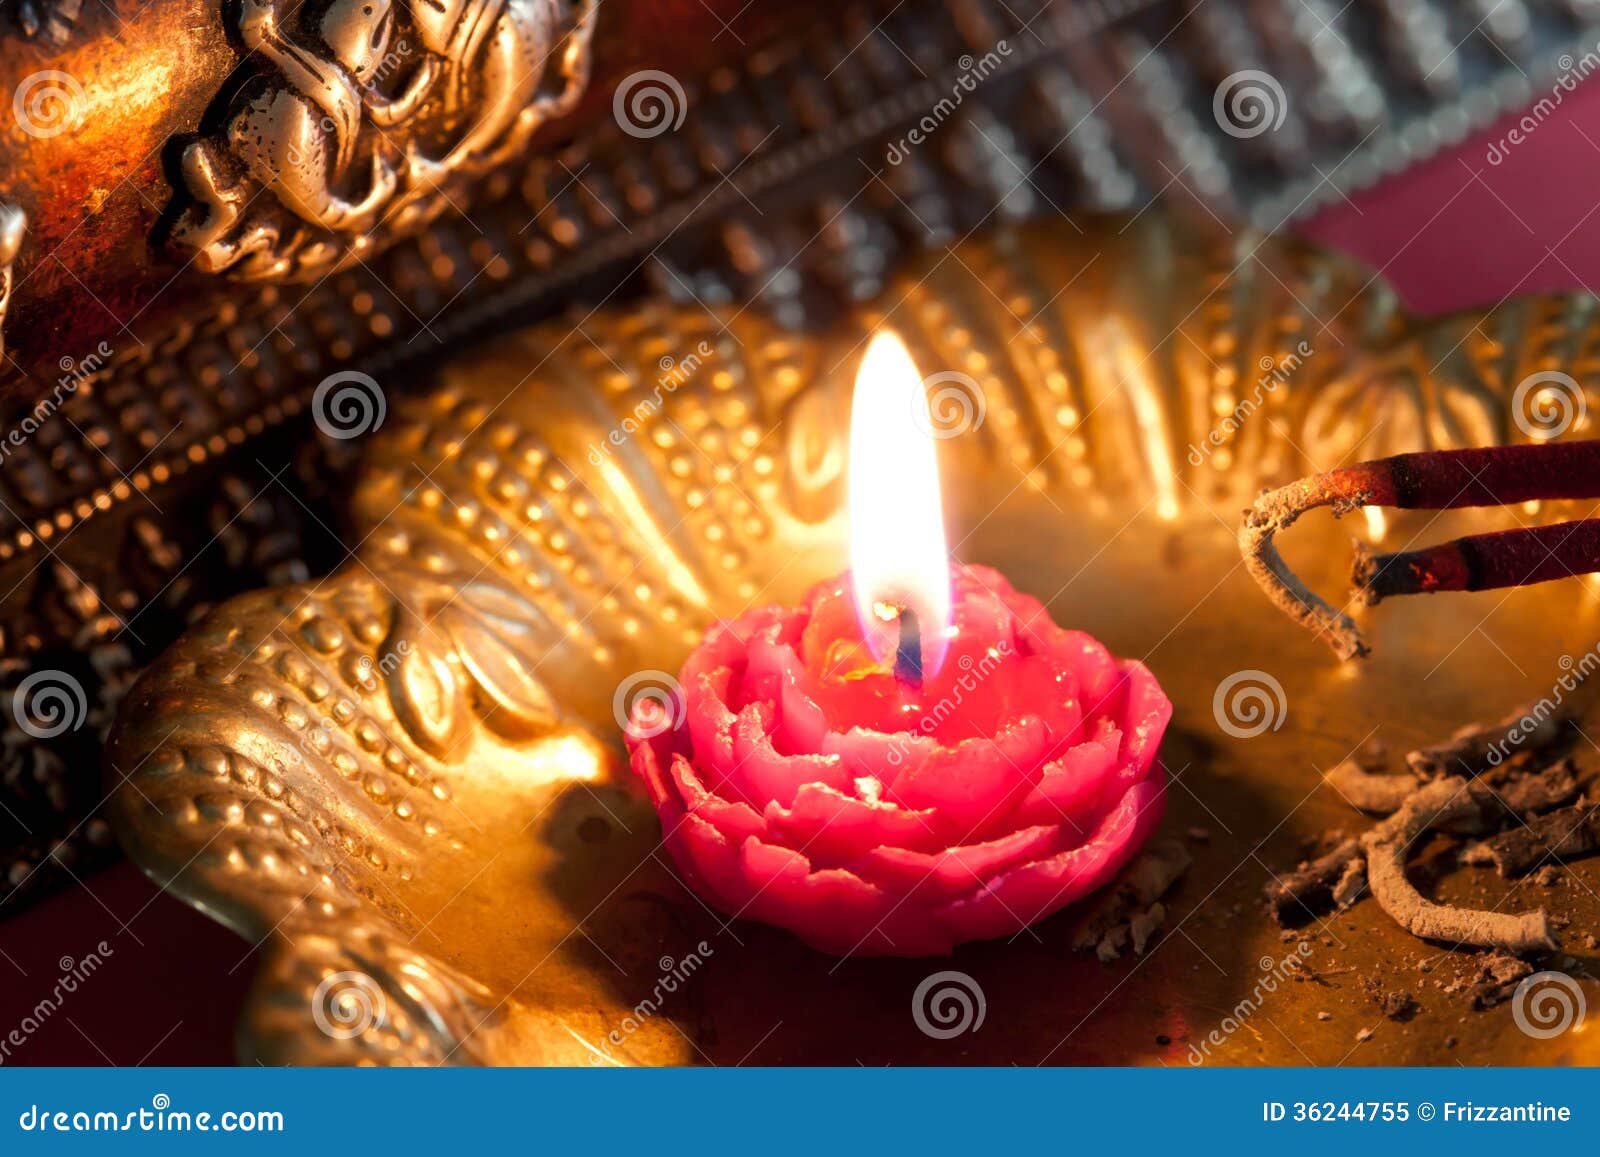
1010, 722, 1122, 832
684, 669, 737, 770
1115, 660, 1173, 777
764, 781, 943, 866
777, 672, 831, 754
1015, 652, 1085, 753
886, 715, 1048, 836
730, 701, 847, 808
741, 630, 796, 710
668, 754, 766, 846
1043, 630, 1119, 708
821, 726, 940, 782
933, 775, 1166, 942
964, 563, 1042, 616
742, 638, 831, 755
853, 823, 1063, 903
662, 811, 751, 912
736, 838, 919, 956
628, 732, 684, 826
677, 617, 752, 686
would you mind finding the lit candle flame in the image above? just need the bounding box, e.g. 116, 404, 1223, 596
848, 331, 952, 679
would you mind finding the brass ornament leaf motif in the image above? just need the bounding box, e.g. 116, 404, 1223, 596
109, 217, 1600, 1065
165, 0, 597, 281
382, 565, 560, 757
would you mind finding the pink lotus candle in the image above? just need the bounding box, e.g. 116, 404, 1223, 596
627, 332, 1171, 956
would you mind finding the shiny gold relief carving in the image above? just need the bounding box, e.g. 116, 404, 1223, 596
243, 924, 506, 1065
167, 0, 596, 280
109, 218, 1600, 1065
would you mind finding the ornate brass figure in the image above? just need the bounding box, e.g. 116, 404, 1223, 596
110, 217, 1600, 1066
168, 0, 597, 279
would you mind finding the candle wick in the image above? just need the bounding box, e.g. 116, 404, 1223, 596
893, 606, 923, 688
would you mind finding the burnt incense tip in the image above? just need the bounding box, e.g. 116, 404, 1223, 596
893, 606, 923, 688
1350, 541, 1383, 606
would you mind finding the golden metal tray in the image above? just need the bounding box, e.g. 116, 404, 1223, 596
109, 216, 1600, 1065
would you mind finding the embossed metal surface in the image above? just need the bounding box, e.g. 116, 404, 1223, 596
109, 217, 1600, 1065
167, 0, 596, 279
